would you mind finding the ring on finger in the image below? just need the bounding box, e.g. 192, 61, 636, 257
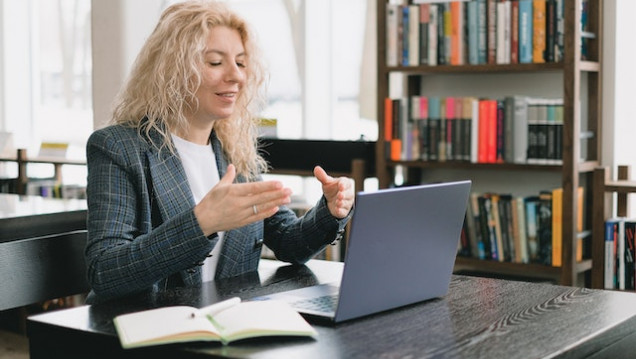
252, 204, 258, 215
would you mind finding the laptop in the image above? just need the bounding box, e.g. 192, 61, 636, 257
254, 180, 471, 324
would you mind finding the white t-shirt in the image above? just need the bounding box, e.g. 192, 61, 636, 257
171, 133, 224, 282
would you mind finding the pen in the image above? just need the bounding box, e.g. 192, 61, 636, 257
190, 297, 241, 319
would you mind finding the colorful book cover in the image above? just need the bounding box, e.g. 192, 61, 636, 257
518, 0, 533, 63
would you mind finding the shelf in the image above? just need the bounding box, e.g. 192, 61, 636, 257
455, 257, 592, 282
388, 161, 562, 172
384, 62, 564, 75
384, 61, 600, 75
387, 160, 600, 173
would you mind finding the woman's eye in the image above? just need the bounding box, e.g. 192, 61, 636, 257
236, 62, 246, 68
208, 62, 221, 66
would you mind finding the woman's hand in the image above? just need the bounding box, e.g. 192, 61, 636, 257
313, 166, 355, 219
194, 164, 292, 236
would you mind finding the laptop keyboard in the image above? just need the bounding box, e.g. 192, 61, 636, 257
291, 294, 339, 313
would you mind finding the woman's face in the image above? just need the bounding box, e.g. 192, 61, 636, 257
189, 26, 246, 128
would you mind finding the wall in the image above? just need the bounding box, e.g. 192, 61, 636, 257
91, 0, 163, 129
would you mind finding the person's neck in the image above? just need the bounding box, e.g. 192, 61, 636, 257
175, 124, 213, 145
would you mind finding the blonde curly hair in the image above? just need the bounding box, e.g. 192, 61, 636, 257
111, 0, 268, 180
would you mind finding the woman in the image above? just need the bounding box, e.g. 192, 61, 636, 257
85, 0, 354, 303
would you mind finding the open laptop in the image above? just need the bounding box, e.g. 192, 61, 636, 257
254, 180, 471, 324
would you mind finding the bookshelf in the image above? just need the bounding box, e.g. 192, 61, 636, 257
375, 0, 603, 286
0, 148, 86, 196
591, 166, 636, 289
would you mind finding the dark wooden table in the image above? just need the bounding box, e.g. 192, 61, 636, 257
27, 259, 636, 359
0, 193, 88, 311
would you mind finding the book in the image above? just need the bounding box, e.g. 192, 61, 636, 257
551, 187, 562, 267
518, 0, 533, 63
532, 0, 546, 63
604, 219, 618, 289
114, 297, 317, 348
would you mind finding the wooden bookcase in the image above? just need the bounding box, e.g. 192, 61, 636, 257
375, 0, 603, 286
591, 165, 636, 289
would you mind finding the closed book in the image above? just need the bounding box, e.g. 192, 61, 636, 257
496, 100, 505, 163
479, 194, 498, 261
486, 0, 497, 64
402, 6, 410, 66
445, 97, 455, 160
551, 188, 562, 267
386, 4, 400, 67
532, 0, 546, 63
512, 95, 529, 163
428, 4, 438, 66
545, 0, 556, 63
417, 96, 429, 161
477, 0, 488, 64
491, 194, 506, 262
419, 4, 430, 65
604, 220, 618, 289
624, 221, 636, 290
518, 0, 533, 63
468, 97, 480, 163
537, 190, 553, 266
503, 96, 514, 163
514, 196, 530, 263
469, 193, 486, 259
467, 0, 479, 65
408, 5, 420, 66
510, 0, 520, 63
525, 196, 540, 262
428, 96, 441, 161
450, 1, 463, 65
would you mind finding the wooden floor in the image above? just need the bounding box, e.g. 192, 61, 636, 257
0, 331, 28, 359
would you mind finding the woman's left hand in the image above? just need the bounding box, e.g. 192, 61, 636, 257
313, 166, 355, 219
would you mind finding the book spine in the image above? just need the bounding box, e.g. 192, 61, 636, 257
386, 4, 399, 67
409, 4, 420, 66
551, 188, 563, 267
605, 220, 617, 289
477, 0, 488, 64
510, 0, 519, 64
428, 4, 438, 66
532, 0, 546, 63
487, 0, 497, 64
518, 0, 533, 63
419, 4, 430, 65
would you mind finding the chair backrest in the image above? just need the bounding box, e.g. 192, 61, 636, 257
0, 230, 89, 312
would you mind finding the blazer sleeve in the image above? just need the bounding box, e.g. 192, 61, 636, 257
84, 129, 214, 300
263, 195, 351, 264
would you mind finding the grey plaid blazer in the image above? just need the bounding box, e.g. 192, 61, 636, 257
85, 124, 348, 303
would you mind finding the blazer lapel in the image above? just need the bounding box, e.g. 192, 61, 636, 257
146, 143, 195, 224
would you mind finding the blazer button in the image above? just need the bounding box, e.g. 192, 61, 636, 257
186, 268, 196, 274
254, 238, 264, 248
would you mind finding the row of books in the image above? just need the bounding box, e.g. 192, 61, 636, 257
457, 187, 584, 266
603, 218, 636, 290
386, 0, 572, 67
24, 179, 86, 199
384, 95, 563, 164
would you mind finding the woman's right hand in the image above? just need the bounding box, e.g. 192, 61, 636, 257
193, 164, 292, 236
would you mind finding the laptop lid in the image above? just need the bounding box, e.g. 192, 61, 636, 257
333, 180, 471, 322
253, 180, 471, 323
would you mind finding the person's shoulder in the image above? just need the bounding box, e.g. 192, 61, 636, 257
89, 124, 138, 142
88, 124, 146, 148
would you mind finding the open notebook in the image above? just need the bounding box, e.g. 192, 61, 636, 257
254, 180, 471, 323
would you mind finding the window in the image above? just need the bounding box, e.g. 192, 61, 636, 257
0, 0, 91, 185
